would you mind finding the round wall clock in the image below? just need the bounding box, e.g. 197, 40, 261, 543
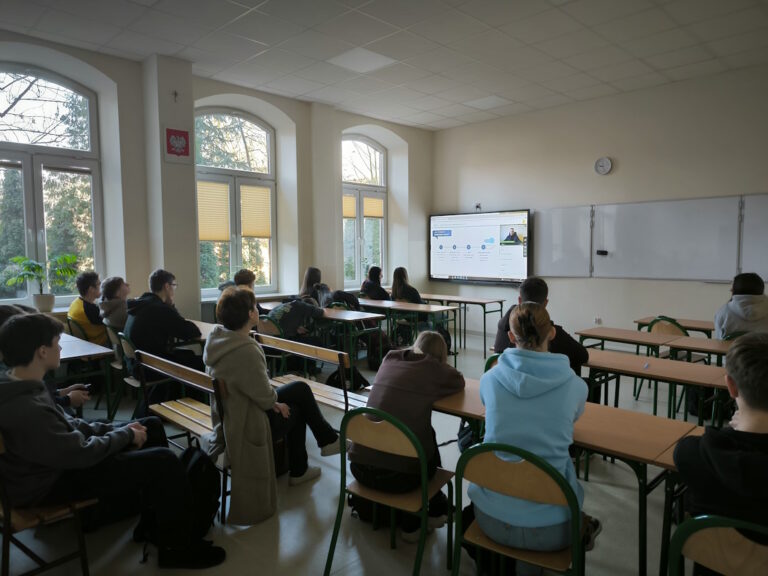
594, 156, 613, 175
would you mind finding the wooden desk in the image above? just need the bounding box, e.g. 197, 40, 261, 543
667, 336, 731, 366
634, 316, 714, 338
653, 426, 706, 470
58, 333, 117, 419
433, 377, 483, 420
577, 326, 679, 352
419, 293, 504, 357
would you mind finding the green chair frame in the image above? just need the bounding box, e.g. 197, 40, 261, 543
62, 316, 113, 415
324, 407, 454, 576
452, 443, 584, 576
668, 515, 768, 576
483, 353, 500, 373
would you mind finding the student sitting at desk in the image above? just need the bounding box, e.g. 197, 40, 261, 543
99, 276, 131, 331
674, 332, 768, 570
469, 303, 600, 575
494, 277, 588, 378
203, 288, 340, 502
391, 266, 424, 304
361, 266, 390, 300
714, 272, 768, 339
67, 271, 109, 346
348, 331, 464, 541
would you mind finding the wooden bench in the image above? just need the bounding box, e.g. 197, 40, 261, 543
1, 434, 97, 576
271, 375, 368, 412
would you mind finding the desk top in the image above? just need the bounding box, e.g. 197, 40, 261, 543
634, 317, 714, 332
433, 377, 484, 419
191, 320, 216, 341
359, 298, 458, 313
577, 326, 679, 347
60, 333, 113, 361
586, 349, 727, 388
321, 308, 385, 323
667, 336, 732, 355
420, 294, 505, 306
653, 426, 706, 470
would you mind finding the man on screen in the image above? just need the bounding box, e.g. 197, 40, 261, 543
503, 227, 522, 245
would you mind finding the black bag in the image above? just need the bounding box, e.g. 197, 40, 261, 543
330, 290, 361, 311
180, 447, 220, 540
311, 283, 333, 307
457, 419, 480, 453
394, 323, 413, 347
347, 493, 390, 524
366, 330, 392, 371
435, 324, 452, 353
325, 367, 369, 391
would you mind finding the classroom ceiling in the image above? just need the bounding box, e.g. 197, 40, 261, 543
3, 0, 768, 131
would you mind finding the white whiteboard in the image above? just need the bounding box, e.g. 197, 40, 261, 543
533, 206, 591, 277
592, 197, 740, 281
741, 194, 768, 279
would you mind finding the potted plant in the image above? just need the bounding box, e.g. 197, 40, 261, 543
5, 254, 78, 312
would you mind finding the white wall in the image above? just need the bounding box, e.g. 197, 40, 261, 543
432, 65, 768, 337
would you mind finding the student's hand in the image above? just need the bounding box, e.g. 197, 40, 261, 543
297, 326, 309, 335
59, 383, 88, 395
272, 402, 291, 419
126, 422, 147, 448
67, 389, 91, 408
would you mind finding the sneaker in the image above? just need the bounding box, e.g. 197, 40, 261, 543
400, 527, 423, 544
289, 466, 321, 486
584, 517, 602, 551
158, 543, 226, 569
320, 438, 341, 457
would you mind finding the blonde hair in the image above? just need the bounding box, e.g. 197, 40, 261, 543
413, 331, 448, 364
510, 302, 552, 350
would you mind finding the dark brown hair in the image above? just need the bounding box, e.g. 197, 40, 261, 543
75, 271, 99, 297
732, 273, 764, 296
216, 287, 257, 331
299, 267, 322, 298
0, 313, 64, 367
234, 269, 256, 287
391, 267, 409, 300
509, 302, 552, 350
101, 276, 125, 300
726, 332, 768, 411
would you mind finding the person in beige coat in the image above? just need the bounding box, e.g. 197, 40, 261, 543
203, 288, 340, 525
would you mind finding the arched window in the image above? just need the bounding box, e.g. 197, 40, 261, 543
342, 136, 387, 289
0, 65, 102, 301
194, 109, 276, 296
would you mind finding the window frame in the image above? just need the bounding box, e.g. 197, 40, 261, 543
194, 108, 277, 298
0, 64, 102, 306
341, 135, 387, 290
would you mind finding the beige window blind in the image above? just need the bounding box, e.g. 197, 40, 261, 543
241, 185, 271, 238
343, 195, 357, 218
197, 180, 230, 242
363, 196, 384, 218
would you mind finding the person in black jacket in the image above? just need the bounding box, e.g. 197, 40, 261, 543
494, 277, 588, 377
124, 268, 203, 371
391, 267, 423, 304
673, 332, 768, 574
360, 266, 390, 300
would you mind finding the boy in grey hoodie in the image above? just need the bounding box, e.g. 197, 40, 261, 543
714, 273, 768, 339
0, 314, 225, 569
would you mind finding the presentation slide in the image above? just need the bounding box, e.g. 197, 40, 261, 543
430, 210, 529, 283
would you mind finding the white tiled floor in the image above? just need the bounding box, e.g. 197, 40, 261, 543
8, 334, 684, 575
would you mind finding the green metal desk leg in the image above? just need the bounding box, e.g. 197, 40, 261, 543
627, 460, 649, 576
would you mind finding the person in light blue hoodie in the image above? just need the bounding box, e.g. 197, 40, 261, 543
468, 302, 600, 575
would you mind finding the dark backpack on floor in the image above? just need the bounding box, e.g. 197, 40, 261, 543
180, 447, 220, 540
435, 324, 452, 354
325, 367, 369, 391
365, 330, 392, 371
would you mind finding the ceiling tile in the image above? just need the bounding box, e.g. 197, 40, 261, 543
130, 0, 162, 6
246, 48, 317, 73
154, 0, 248, 29
302, 84, 360, 104
534, 29, 609, 58
278, 30, 354, 60
257, 0, 349, 28
501, 9, 584, 45
129, 9, 212, 45
364, 31, 440, 61
327, 48, 396, 73
722, 46, 768, 68
427, 117, 466, 129
108, 29, 184, 57
434, 84, 491, 103
562, 0, 654, 27
488, 102, 533, 116
594, 8, 677, 43
178, 46, 238, 68
686, 8, 768, 42
464, 95, 512, 110
367, 63, 431, 84
402, 74, 462, 94
708, 28, 768, 57
372, 86, 428, 103
564, 45, 635, 71
448, 29, 524, 63
337, 75, 393, 94
440, 61, 502, 83
25, 29, 104, 52
456, 0, 552, 27
663, 58, 727, 80
526, 93, 573, 109
359, 0, 447, 28
47, 0, 147, 28
292, 61, 357, 84
407, 9, 489, 45
515, 60, 579, 82
214, 65, 282, 87
494, 45, 554, 72
194, 32, 268, 61
590, 58, 654, 81
264, 74, 326, 96
224, 11, 304, 46
433, 102, 477, 117
0, 0, 45, 28
402, 111, 447, 124
456, 110, 498, 123
662, 0, 757, 25
620, 28, 699, 58
609, 71, 669, 91
644, 45, 714, 69
314, 11, 398, 46
404, 47, 475, 73
34, 8, 121, 45
564, 82, 619, 100
499, 84, 557, 102
541, 72, 601, 92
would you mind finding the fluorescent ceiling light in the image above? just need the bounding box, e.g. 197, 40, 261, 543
327, 48, 396, 73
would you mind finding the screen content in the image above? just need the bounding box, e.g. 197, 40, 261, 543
430, 210, 529, 283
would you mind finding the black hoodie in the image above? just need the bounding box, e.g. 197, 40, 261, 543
0, 374, 133, 506
674, 426, 768, 535
124, 292, 201, 357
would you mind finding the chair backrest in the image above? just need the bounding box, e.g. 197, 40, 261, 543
105, 325, 123, 362
257, 315, 283, 337
723, 331, 747, 341
669, 515, 768, 576
647, 315, 688, 336
66, 316, 89, 341
344, 409, 419, 459
328, 301, 349, 310
117, 332, 136, 360
134, 350, 215, 396
484, 353, 500, 373
253, 332, 351, 370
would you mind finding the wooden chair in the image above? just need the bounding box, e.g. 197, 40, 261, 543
65, 316, 89, 341
484, 353, 500, 373
64, 316, 111, 413
117, 332, 171, 419
452, 443, 585, 576
324, 407, 454, 576
668, 515, 768, 575
0, 433, 97, 576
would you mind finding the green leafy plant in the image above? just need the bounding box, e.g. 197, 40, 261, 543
5, 254, 78, 295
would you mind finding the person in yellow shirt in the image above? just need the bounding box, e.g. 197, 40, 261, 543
67, 271, 108, 346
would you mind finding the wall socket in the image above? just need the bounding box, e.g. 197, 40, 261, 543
593, 317, 603, 325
